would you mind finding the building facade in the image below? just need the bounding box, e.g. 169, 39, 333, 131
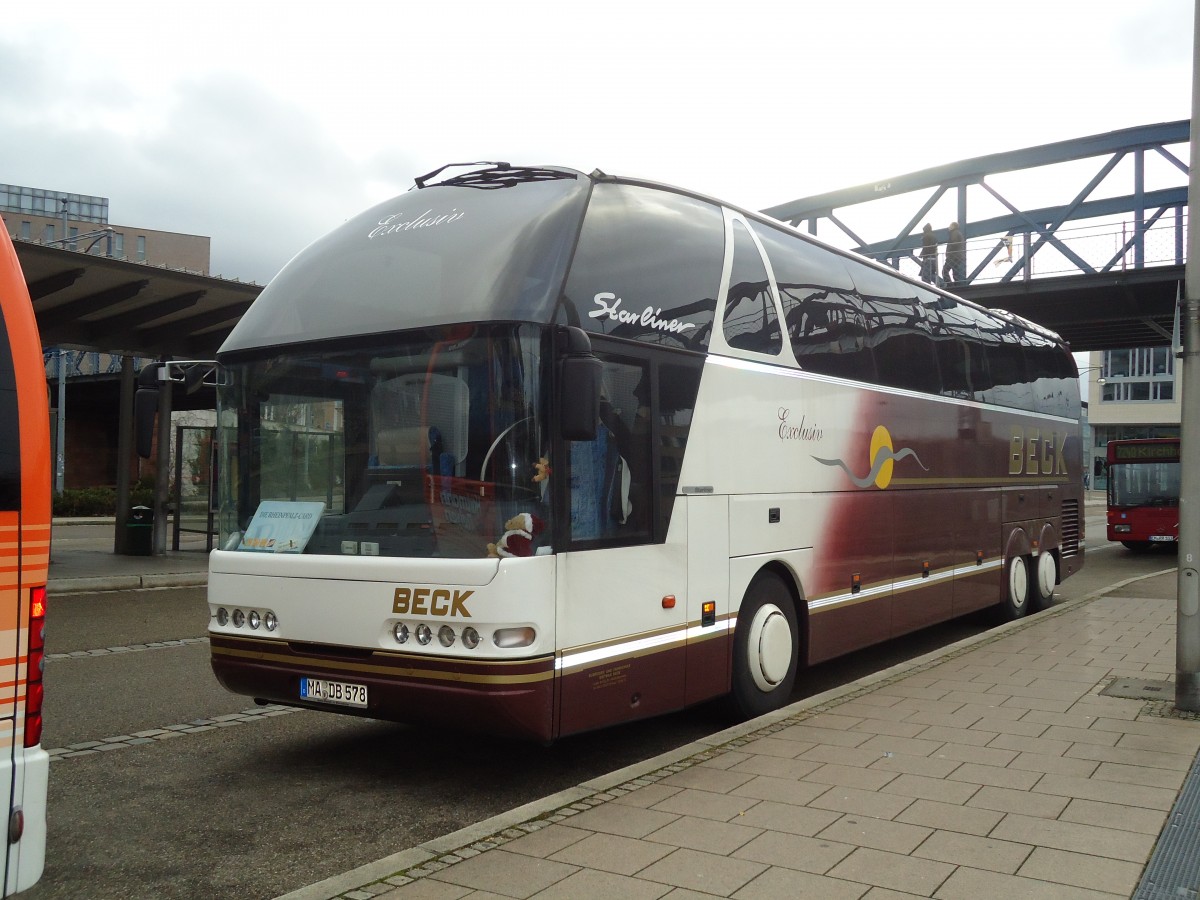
1, 182, 210, 274
2, 182, 214, 490
1085, 346, 1181, 488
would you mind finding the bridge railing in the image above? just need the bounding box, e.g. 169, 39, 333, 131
864, 213, 1187, 288
868, 213, 1185, 286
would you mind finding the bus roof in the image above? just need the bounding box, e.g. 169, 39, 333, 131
220, 163, 1070, 359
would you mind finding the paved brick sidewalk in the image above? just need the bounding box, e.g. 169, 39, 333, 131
285, 567, 1198, 900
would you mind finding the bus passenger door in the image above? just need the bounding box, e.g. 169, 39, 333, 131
555, 352, 689, 736
685, 494, 730, 704
555, 545, 689, 736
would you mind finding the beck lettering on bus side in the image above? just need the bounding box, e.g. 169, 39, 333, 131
393, 587, 473, 617
1009, 426, 1068, 476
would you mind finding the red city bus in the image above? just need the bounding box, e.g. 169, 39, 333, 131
1107, 438, 1180, 550
0, 227, 51, 893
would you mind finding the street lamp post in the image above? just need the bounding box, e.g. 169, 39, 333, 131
1177, 0, 1200, 712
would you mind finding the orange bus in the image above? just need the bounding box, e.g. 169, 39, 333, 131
0, 227, 49, 894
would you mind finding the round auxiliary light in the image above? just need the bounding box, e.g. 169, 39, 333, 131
216, 608, 229, 627
393, 623, 410, 644
438, 625, 456, 648
264, 611, 278, 632
461, 627, 481, 650
232, 609, 245, 628
415, 624, 432, 645
248, 610, 261, 630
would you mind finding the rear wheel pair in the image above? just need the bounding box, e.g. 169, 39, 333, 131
1001, 551, 1057, 620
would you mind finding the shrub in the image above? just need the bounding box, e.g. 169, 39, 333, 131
53, 478, 159, 517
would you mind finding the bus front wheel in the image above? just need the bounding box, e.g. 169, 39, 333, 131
998, 555, 1030, 622
730, 572, 799, 720
1031, 551, 1056, 613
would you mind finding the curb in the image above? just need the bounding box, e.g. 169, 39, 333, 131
48, 573, 208, 594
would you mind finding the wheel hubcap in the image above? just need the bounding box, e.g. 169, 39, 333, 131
1037, 552, 1055, 598
749, 605, 792, 691
1009, 557, 1028, 608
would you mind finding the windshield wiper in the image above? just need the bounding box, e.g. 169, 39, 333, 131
415, 162, 577, 190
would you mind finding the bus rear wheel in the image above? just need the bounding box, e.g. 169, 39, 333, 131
1031, 551, 1056, 613
730, 572, 799, 720
998, 555, 1030, 622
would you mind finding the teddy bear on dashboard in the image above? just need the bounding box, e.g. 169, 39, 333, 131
487, 512, 545, 558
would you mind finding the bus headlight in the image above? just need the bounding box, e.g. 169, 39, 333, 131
1113, 524, 1132, 533
248, 610, 261, 630
494, 627, 536, 648
415, 624, 432, 645
393, 623, 409, 644
438, 625, 456, 647
461, 627, 480, 650
264, 611, 278, 632
232, 609, 245, 628
216, 608, 229, 627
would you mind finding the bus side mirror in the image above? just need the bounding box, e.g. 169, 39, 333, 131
558, 327, 601, 441
135, 364, 160, 459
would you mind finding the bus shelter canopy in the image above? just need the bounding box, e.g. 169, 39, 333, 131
14, 241, 262, 359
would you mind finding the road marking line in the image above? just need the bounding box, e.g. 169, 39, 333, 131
45, 704, 303, 760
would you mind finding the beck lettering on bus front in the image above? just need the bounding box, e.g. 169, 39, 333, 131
393, 586, 473, 617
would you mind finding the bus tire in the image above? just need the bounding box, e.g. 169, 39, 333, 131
1031, 551, 1056, 613
730, 572, 799, 720
998, 554, 1030, 622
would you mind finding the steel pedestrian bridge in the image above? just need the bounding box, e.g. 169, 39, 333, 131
762, 121, 1189, 351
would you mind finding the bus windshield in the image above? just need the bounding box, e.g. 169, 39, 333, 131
217, 324, 551, 559
1108, 459, 1181, 508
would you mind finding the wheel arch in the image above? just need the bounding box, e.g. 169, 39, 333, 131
1033, 521, 1061, 584
729, 556, 806, 672
1003, 525, 1032, 561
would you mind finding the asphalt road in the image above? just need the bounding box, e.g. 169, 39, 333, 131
26, 509, 1175, 900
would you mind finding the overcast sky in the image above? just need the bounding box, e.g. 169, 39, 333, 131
2, 0, 1192, 286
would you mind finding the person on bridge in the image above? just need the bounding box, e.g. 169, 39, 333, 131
942, 221, 966, 285
919, 223, 938, 284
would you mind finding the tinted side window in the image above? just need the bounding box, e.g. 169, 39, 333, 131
566, 346, 703, 546
751, 222, 875, 382
723, 221, 781, 355
657, 360, 702, 537
570, 354, 652, 544
933, 338, 972, 399
1026, 335, 1076, 418
866, 299, 941, 394
562, 184, 723, 351
930, 303, 986, 400
985, 343, 1033, 409
848, 262, 940, 395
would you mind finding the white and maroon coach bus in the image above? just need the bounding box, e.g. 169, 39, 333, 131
202, 163, 1083, 741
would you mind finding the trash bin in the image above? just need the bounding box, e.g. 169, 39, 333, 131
125, 505, 153, 556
